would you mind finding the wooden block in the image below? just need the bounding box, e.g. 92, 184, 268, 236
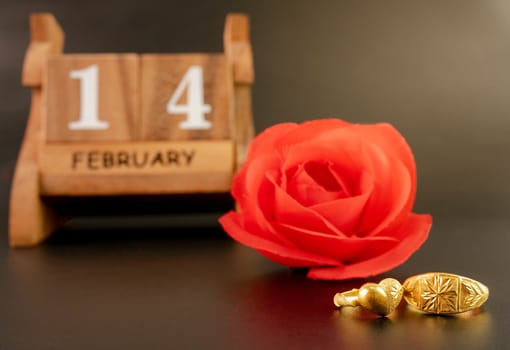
45, 54, 139, 142
9, 90, 62, 246
141, 54, 233, 141
224, 14, 254, 84
22, 13, 64, 87
224, 14, 255, 170
10, 13, 66, 247
38, 140, 234, 195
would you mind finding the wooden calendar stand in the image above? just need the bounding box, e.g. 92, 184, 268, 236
9, 13, 255, 247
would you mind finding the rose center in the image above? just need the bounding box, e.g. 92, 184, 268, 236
286, 161, 350, 207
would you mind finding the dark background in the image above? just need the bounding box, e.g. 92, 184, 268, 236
0, 0, 509, 349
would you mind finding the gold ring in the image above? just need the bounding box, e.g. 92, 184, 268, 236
403, 272, 489, 314
333, 278, 403, 316
333, 273, 489, 317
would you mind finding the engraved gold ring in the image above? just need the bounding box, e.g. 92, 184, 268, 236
333, 272, 489, 316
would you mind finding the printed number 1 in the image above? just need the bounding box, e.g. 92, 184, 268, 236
68, 64, 109, 130
67, 64, 212, 131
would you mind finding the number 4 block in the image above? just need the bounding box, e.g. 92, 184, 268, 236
140, 54, 232, 141
45, 54, 140, 142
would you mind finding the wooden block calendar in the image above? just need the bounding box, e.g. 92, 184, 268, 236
9, 13, 255, 246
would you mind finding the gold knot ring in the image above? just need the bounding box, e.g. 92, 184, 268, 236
333, 278, 403, 316
333, 272, 489, 316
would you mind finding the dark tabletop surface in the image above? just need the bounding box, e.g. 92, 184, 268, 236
2, 0, 510, 348
0, 203, 508, 350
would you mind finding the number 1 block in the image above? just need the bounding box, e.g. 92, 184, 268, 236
140, 54, 233, 141
45, 54, 139, 142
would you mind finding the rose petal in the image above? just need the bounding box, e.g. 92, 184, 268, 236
277, 134, 376, 234
219, 211, 340, 267
356, 143, 413, 237
296, 130, 413, 237
286, 162, 346, 207
280, 129, 366, 197
281, 127, 362, 169
245, 122, 298, 160
353, 123, 416, 183
231, 123, 299, 235
309, 171, 373, 234
267, 172, 348, 238
310, 192, 371, 235
328, 163, 359, 197
353, 123, 418, 236
275, 119, 352, 149
232, 154, 275, 203
307, 213, 432, 280
231, 155, 292, 246
275, 222, 399, 262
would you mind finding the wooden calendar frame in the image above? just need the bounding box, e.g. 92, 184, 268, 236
9, 13, 254, 247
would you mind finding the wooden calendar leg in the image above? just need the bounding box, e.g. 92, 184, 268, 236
233, 85, 254, 169
9, 91, 62, 247
224, 14, 255, 170
10, 13, 64, 247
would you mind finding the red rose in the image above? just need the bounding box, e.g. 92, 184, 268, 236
219, 119, 432, 280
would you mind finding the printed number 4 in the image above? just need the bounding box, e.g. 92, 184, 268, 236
167, 65, 212, 130
68, 64, 212, 131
